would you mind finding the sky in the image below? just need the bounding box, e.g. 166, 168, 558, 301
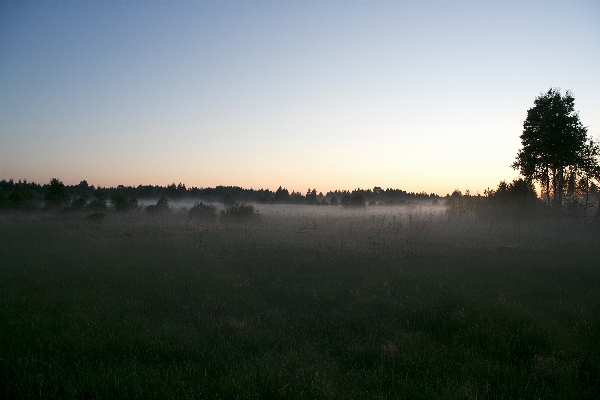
1, 0, 599, 196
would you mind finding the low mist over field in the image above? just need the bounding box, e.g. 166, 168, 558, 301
1, 202, 599, 398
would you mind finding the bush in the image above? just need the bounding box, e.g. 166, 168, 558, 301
86, 199, 107, 210
188, 201, 217, 220
110, 192, 139, 212
484, 179, 542, 218
220, 203, 259, 222
146, 196, 170, 214
66, 196, 88, 211
87, 188, 107, 210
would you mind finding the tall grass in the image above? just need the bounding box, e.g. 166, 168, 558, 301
0, 207, 598, 398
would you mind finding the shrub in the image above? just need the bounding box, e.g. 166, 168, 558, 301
66, 196, 88, 211
87, 188, 107, 210
86, 199, 107, 210
220, 202, 259, 222
146, 196, 170, 214
483, 179, 542, 218
110, 192, 139, 212
188, 201, 217, 220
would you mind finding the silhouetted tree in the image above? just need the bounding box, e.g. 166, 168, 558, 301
444, 190, 467, 217
0, 188, 7, 209
329, 196, 339, 206
306, 188, 317, 205
222, 193, 236, 207
44, 178, 70, 209
575, 138, 600, 218
146, 195, 170, 214
87, 187, 107, 210
7, 184, 38, 209
470, 179, 540, 220
274, 186, 290, 203
290, 191, 305, 204
512, 88, 588, 206
110, 192, 138, 212
341, 192, 366, 208
71, 180, 94, 198
67, 196, 88, 211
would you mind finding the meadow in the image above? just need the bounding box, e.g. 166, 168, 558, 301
1, 205, 598, 399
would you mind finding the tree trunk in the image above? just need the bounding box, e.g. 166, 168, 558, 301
544, 166, 551, 206
557, 166, 564, 206
552, 168, 558, 206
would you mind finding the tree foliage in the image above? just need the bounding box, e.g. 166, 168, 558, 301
87, 187, 108, 210
0, 188, 7, 209
220, 203, 260, 222
146, 196, 170, 214
341, 192, 366, 208
44, 178, 70, 209
110, 192, 138, 212
512, 88, 588, 206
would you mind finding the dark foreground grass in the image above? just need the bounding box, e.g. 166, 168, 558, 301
0, 209, 599, 399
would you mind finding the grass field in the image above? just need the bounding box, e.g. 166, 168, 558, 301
1, 206, 599, 399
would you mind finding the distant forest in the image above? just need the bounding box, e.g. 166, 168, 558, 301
0, 178, 441, 208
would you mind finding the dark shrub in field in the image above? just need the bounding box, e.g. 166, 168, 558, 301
66, 196, 88, 211
188, 201, 217, 220
87, 188, 107, 210
146, 196, 170, 214
110, 192, 139, 212
86, 199, 107, 210
220, 202, 259, 222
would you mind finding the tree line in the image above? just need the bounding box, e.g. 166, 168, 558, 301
0, 178, 445, 211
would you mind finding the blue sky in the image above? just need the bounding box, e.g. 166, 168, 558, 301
1, 0, 599, 195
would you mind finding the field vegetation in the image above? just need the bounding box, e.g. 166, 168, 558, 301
1, 203, 599, 399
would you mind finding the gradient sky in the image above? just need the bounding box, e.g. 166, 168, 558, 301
1, 0, 599, 195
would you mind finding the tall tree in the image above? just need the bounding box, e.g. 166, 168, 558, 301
577, 138, 600, 219
512, 88, 588, 206
44, 178, 70, 209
